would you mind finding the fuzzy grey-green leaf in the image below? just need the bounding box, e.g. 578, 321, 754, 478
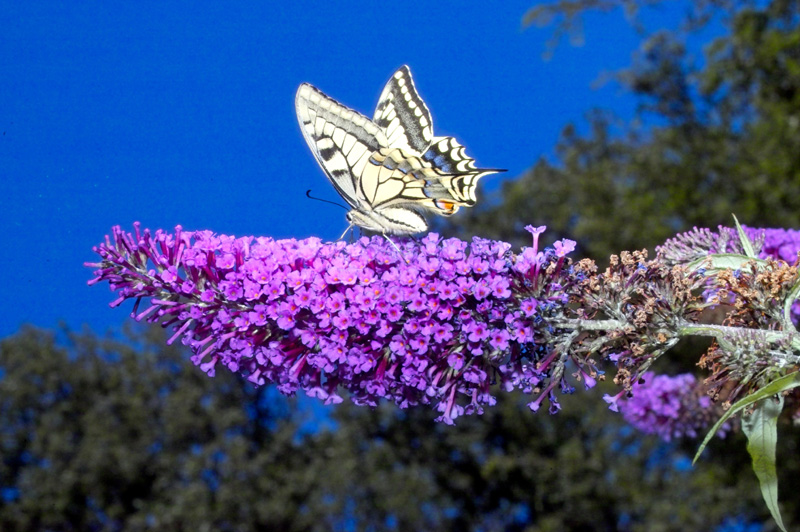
733, 214, 757, 259
742, 396, 786, 531
694, 372, 800, 464
690, 253, 766, 274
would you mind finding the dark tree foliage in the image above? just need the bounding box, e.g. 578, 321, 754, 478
327, 393, 780, 532
443, 0, 800, 261
0, 326, 787, 531
0, 325, 340, 531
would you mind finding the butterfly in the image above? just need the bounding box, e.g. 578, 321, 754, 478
295, 65, 502, 236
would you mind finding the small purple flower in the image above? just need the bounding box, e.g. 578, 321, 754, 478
326, 292, 346, 313
409, 336, 429, 355
180, 279, 196, 294
264, 280, 284, 300
408, 296, 427, 312
299, 329, 317, 348
332, 312, 352, 330
489, 329, 510, 351
386, 283, 404, 301
358, 267, 377, 285
160, 267, 179, 284
375, 320, 393, 337
403, 319, 421, 335
489, 276, 511, 299
469, 257, 489, 275
471, 279, 491, 300
292, 287, 313, 308
437, 306, 453, 320
276, 312, 296, 330
525, 225, 546, 237
217, 253, 236, 269
465, 322, 490, 343
389, 335, 409, 356
249, 305, 268, 326
386, 305, 403, 322
448, 351, 465, 370
432, 323, 454, 343
220, 279, 243, 300
437, 282, 458, 300
554, 239, 576, 258
520, 298, 538, 317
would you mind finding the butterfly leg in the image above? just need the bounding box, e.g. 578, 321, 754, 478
338, 223, 355, 242
382, 234, 410, 264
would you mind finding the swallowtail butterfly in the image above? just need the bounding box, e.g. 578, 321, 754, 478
295, 66, 501, 235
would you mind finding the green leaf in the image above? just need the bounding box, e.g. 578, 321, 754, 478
732, 214, 757, 259
693, 372, 800, 464
688, 253, 766, 274
742, 396, 786, 532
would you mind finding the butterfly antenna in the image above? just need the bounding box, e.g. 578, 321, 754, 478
306, 189, 349, 211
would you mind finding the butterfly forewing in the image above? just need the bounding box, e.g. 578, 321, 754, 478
296, 83, 389, 208
373, 65, 434, 154
296, 83, 432, 234
373, 67, 501, 206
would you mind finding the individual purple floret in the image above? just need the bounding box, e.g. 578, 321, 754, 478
87, 223, 581, 424
618, 372, 730, 441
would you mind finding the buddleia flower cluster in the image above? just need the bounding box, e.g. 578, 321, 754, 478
657, 225, 765, 266
658, 225, 800, 266
87, 223, 587, 424
547, 248, 709, 412
619, 371, 731, 441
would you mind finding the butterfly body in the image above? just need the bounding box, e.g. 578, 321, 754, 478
295, 66, 501, 235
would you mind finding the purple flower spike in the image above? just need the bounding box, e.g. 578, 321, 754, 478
88, 224, 579, 423
618, 372, 731, 441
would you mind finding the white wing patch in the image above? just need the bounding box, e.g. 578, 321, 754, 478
296, 66, 502, 235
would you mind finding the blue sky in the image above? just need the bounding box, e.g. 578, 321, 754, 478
2, 2, 700, 337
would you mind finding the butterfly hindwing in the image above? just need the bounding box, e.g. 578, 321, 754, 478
367, 148, 463, 215
421, 137, 501, 205
347, 205, 427, 235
